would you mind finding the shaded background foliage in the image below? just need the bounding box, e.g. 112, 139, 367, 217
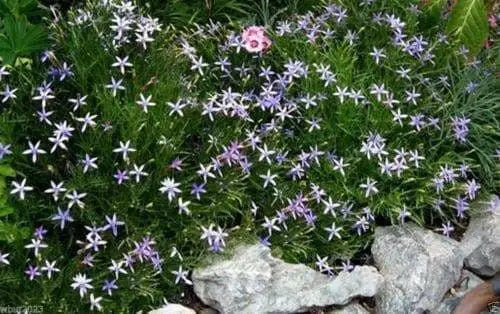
40, 0, 319, 25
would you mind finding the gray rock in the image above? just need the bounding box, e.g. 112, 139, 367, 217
327, 302, 370, 314
460, 197, 500, 277
372, 223, 465, 314
199, 308, 218, 314
148, 304, 196, 314
431, 270, 484, 314
192, 244, 383, 314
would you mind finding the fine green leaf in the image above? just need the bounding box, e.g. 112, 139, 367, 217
0, 205, 13, 217
446, 0, 489, 55
429, 0, 448, 13
0, 15, 47, 65
0, 165, 15, 177
0, 0, 41, 19
0, 178, 5, 197
0, 221, 29, 242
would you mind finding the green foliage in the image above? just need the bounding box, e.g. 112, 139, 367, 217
0, 165, 16, 177
446, 0, 489, 55
141, 0, 252, 25
0, 220, 29, 242
428, 0, 448, 12
0, 0, 43, 20
420, 0, 448, 27
0, 165, 26, 241
0, 13, 47, 65
140, 0, 317, 26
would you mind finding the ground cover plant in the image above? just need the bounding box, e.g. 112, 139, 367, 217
0, 0, 498, 312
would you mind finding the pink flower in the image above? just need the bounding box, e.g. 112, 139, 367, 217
261, 35, 272, 51
488, 15, 497, 28
245, 37, 264, 53
242, 26, 265, 41
242, 26, 271, 53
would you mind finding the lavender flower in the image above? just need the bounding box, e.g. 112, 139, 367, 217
360, 132, 387, 160
76, 113, 97, 132
437, 221, 454, 237
66, 190, 87, 208
113, 140, 136, 160
169, 157, 184, 171
324, 222, 343, 241
0, 85, 18, 103
25, 265, 41, 280
0, 4, 494, 310
359, 178, 378, 197
262, 216, 280, 235
22, 141, 47, 163
112, 55, 133, 74
0, 251, 10, 265
10, 178, 33, 200
338, 260, 355, 273
259, 169, 278, 188
257, 144, 275, 164
398, 205, 411, 224
439, 165, 458, 183
52, 207, 74, 230
210, 226, 229, 252
259, 235, 271, 246
353, 216, 370, 235
114, 169, 129, 184
159, 177, 181, 201
106, 77, 125, 96
0, 66, 10, 80
108, 260, 127, 279
129, 164, 148, 182
122, 253, 135, 271
89, 294, 103, 311
25, 238, 48, 256
136, 93, 156, 113
332, 157, 349, 176
190, 183, 206, 200
454, 196, 469, 219
450, 115, 471, 143
41, 260, 60, 279
102, 279, 118, 296
151, 252, 164, 272
322, 197, 340, 216
409, 114, 425, 131
465, 81, 477, 94
81, 154, 98, 173
82, 254, 95, 267
103, 214, 125, 236
315, 255, 334, 276
69, 94, 88, 111
177, 198, 191, 215
0, 143, 12, 160
465, 179, 480, 200
369, 47, 386, 64
171, 265, 192, 285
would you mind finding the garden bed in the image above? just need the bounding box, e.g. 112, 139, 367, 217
0, 0, 498, 312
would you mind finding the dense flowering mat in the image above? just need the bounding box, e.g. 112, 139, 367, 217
0, 0, 498, 311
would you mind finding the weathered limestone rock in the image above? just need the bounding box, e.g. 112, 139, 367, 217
192, 244, 383, 314
148, 304, 196, 314
327, 302, 370, 314
372, 223, 464, 314
460, 197, 500, 277
431, 270, 484, 314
